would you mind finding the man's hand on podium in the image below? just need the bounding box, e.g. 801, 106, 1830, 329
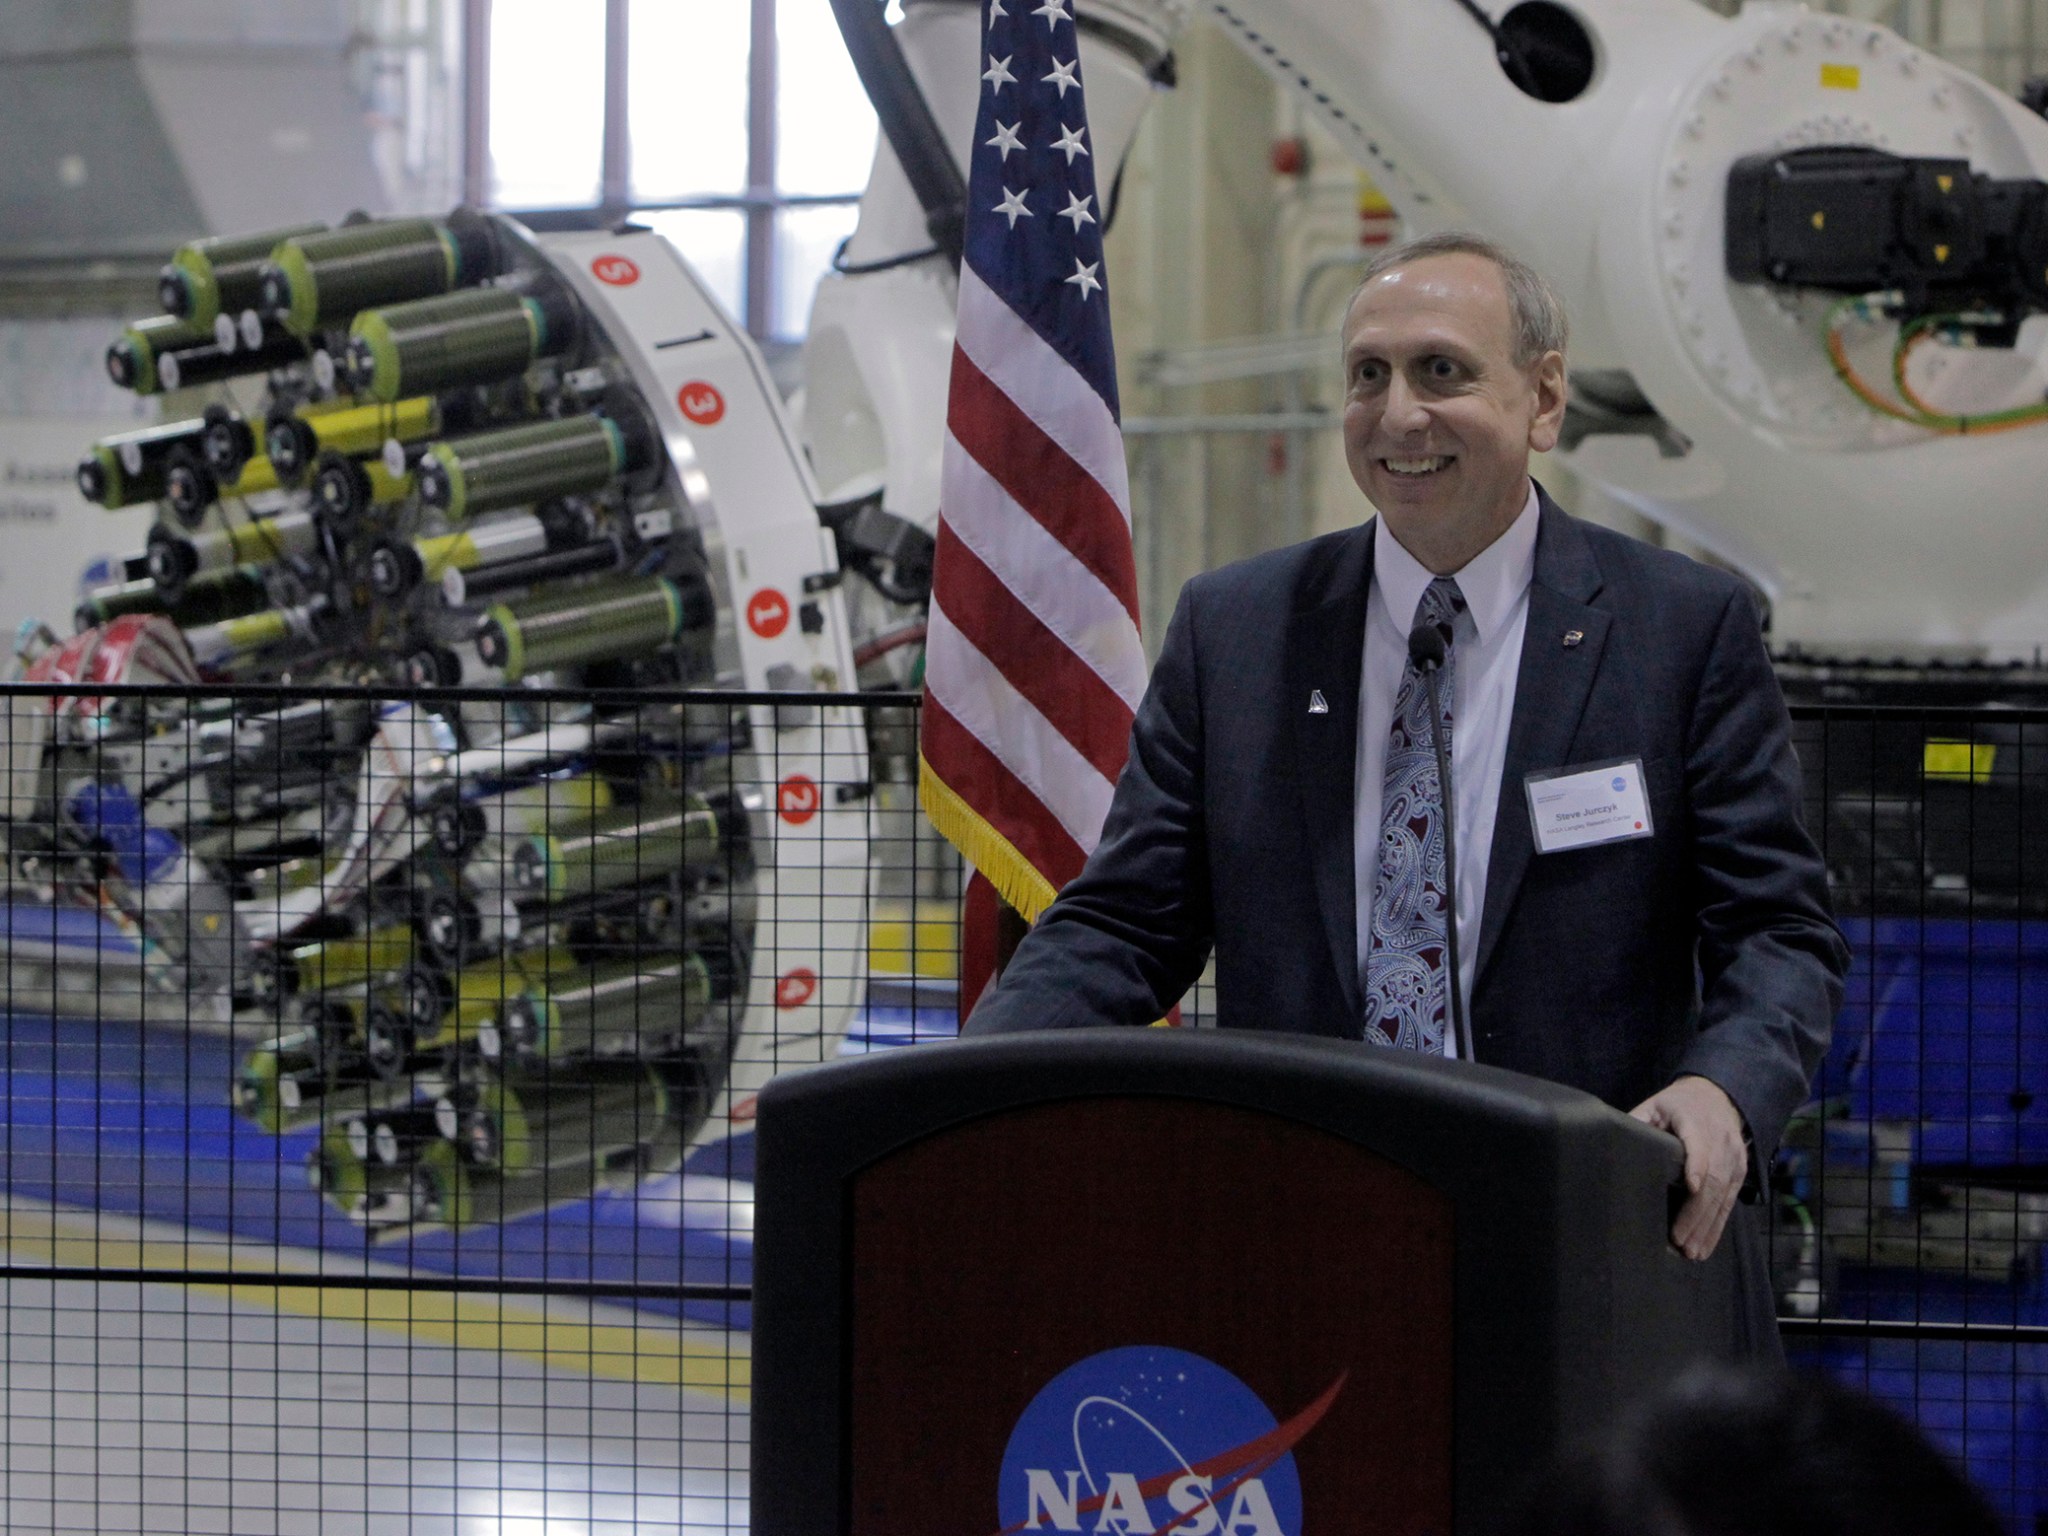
1629, 1075, 1746, 1262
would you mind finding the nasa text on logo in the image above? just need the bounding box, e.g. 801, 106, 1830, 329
997, 1345, 1344, 1535
1611, 775, 1627, 792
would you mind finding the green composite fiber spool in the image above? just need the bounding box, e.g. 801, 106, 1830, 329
440, 1062, 668, 1175
498, 954, 712, 1062
311, 1123, 413, 1219
418, 945, 581, 1049
77, 419, 208, 508
409, 1140, 565, 1233
152, 509, 319, 589
265, 218, 460, 337
512, 792, 719, 903
200, 606, 294, 658
478, 574, 686, 683
281, 923, 418, 1000
159, 222, 326, 329
77, 445, 162, 509
418, 415, 624, 522
349, 288, 545, 404
267, 395, 440, 483
75, 576, 167, 629
79, 566, 272, 632
105, 315, 213, 395
233, 1030, 328, 1135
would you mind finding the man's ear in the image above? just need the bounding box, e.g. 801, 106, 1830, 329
1525, 351, 1569, 454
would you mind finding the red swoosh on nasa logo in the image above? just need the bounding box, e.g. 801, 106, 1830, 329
990, 1370, 1347, 1536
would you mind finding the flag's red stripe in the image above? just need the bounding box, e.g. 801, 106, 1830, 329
946, 346, 1141, 627
922, 694, 1088, 891
933, 519, 1133, 783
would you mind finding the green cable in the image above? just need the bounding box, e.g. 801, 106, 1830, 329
1889, 312, 2048, 433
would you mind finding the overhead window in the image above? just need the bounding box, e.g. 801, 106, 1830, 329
481, 0, 880, 339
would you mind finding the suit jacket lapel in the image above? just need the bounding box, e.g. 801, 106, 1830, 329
1287, 523, 1373, 1023
1472, 494, 1610, 991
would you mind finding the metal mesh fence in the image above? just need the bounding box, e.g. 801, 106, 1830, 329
1779, 704, 2048, 1528
0, 685, 2041, 1530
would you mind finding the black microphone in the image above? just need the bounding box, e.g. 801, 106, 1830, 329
1407, 621, 1472, 1062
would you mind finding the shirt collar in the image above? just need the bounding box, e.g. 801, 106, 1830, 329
1371, 480, 1540, 646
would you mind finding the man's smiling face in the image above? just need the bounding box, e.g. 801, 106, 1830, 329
1339, 252, 1566, 573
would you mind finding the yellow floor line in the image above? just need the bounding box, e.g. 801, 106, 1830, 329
0, 1200, 750, 1399
869, 900, 961, 979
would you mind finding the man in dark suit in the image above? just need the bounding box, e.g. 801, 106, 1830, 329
964, 231, 1849, 1329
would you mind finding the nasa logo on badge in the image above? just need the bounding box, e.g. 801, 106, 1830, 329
997, 1344, 1341, 1534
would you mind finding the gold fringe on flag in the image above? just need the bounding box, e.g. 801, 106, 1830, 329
918, 752, 1059, 924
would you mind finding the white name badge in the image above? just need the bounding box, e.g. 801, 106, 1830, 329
1525, 758, 1655, 854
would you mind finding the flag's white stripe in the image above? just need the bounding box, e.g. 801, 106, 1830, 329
925, 600, 1115, 854
941, 431, 1148, 712
956, 262, 1132, 520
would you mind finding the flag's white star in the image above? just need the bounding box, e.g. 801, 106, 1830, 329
1057, 190, 1096, 231
1051, 122, 1090, 164
988, 0, 1007, 16
1033, 0, 1072, 28
982, 53, 1016, 90
1043, 55, 1080, 96
993, 186, 1033, 228
986, 120, 1024, 159
1064, 258, 1102, 298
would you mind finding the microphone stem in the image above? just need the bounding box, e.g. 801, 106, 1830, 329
1421, 667, 1472, 1062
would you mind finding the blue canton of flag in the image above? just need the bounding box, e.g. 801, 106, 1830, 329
964, 0, 1120, 419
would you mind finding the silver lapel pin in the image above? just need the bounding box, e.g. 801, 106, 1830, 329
1562, 629, 1584, 648
1308, 689, 1329, 714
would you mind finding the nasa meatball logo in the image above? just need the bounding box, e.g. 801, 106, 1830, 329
996, 1345, 1345, 1534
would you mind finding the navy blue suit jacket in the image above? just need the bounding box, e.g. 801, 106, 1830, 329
966, 491, 1849, 1176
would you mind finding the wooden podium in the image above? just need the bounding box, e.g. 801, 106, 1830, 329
752, 1030, 1745, 1536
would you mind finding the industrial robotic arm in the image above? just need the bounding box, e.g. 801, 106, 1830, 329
808, 0, 2048, 657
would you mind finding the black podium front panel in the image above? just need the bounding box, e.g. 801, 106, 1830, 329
847, 1095, 1453, 1535
753, 1031, 1738, 1536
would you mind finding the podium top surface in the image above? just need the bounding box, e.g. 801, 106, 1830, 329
758, 1028, 1681, 1184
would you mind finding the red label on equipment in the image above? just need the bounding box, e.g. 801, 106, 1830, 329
776, 968, 819, 1009
746, 588, 790, 638
590, 253, 640, 285
677, 381, 726, 425
777, 774, 820, 825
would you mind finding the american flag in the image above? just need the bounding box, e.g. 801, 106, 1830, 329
919, 0, 1149, 952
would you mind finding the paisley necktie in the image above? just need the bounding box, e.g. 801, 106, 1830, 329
1363, 576, 1465, 1052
